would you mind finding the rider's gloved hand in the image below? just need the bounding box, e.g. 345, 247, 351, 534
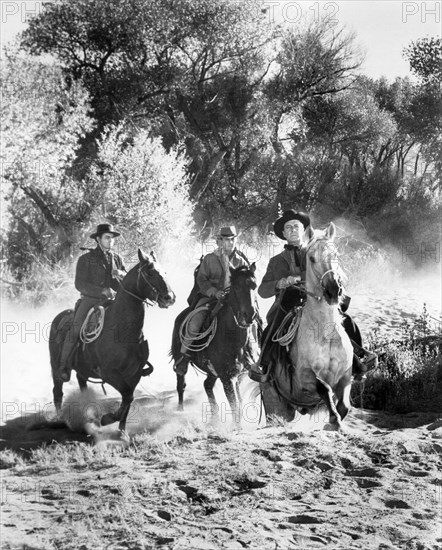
214, 290, 226, 300
102, 288, 116, 299
276, 277, 289, 289
112, 268, 125, 281
276, 276, 301, 290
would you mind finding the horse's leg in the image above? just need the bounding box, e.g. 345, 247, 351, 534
116, 389, 134, 433
316, 379, 341, 429
203, 373, 219, 422
334, 374, 352, 422
52, 378, 64, 417
176, 373, 186, 411
77, 372, 88, 392
100, 378, 134, 433
220, 376, 241, 429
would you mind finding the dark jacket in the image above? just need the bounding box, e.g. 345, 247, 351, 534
258, 247, 306, 322
75, 247, 125, 299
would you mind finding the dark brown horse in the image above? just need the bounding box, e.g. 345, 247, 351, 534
171, 264, 258, 427
50, 249, 175, 432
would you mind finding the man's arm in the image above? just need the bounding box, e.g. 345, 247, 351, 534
75, 254, 105, 298
110, 253, 126, 291
196, 255, 219, 297
258, 257, 279, 299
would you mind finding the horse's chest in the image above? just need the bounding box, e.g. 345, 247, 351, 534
291, 323, 352, 372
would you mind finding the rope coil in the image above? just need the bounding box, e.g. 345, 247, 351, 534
80, 306, 105, 344
272, 309, 302, 346
179, 306, 218, 352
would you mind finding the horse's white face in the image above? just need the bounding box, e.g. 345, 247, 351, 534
304, 223, 343, 305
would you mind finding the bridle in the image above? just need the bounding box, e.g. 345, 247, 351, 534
225, 276, 258, 329
120, 262, 163, 306
301, 238, 343, 301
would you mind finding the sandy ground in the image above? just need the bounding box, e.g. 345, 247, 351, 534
1, 269, 441, 549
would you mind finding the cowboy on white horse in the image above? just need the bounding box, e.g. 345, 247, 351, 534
254, 210, 377, 382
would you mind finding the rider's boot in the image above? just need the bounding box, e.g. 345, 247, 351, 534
174, 344, 191, 375
59, 333, 77, 382
59, 362, 72, 383
351, 347, 378, 381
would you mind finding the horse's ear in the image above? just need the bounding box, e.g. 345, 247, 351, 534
150, 250, 157, 262
326, 222, 336, 241
250, 262, 256, 273
304, 225, 314, 242
138, 248, 150, 263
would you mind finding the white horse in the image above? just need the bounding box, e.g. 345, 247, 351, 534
277, 222, 353, 428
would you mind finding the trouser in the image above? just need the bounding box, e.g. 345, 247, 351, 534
60, 297, 101, 367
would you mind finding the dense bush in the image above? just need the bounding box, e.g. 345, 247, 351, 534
351, 307, 442, 413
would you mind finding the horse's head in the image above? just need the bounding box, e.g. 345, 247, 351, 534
123, 249, 176, 308
303, 223, 343, 306
227, 263, 258, 328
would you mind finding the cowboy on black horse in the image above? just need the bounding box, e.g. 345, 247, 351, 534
253, 210, 377, 382
59, 223, 126, 382
173, 226, 251, 374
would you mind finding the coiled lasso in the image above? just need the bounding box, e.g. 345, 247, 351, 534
179, 306, 218, 352
271, 309, 302, 347
80, 306, 105, 344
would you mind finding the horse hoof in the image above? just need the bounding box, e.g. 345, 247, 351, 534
324, 422, 340, 432
101, 413, 117, 426
177, 404, 184, 412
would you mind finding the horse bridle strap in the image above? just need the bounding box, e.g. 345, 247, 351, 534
226, 284, 257, 329
120, 262, 159, 306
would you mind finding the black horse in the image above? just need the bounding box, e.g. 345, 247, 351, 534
49, 249, 175, 432
171, 265, 258, 427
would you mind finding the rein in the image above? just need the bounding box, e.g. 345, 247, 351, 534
120, 263, 161, 306
301, 238, 343, 301
226, 283, 257, 330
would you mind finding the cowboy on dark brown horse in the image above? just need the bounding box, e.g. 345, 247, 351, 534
254, 209, 377, 382
59, 223, 126, 382
173, 226, 250, 374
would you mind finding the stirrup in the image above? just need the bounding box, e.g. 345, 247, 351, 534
361, 351, 378, 370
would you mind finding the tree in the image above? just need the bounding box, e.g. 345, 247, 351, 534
0, 48, 94, 277
403, 36, 442, 83
86, 124, 194, 256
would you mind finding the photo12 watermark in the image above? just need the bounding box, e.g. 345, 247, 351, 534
1, 1, 48, 24
260, 1, 340, 24
402, 1, 441, 23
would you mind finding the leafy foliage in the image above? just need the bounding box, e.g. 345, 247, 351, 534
87, 124, 194, 252
403, 36, 442, 83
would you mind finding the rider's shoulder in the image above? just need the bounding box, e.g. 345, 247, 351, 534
78, 247, 96, 259
268, 250, 286, 263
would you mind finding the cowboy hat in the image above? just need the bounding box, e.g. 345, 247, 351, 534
273, 210, 310, 240
90, 223, 121, 239
216, 226, 237, 238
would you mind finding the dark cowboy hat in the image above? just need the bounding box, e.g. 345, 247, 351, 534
216, 226, 237, 238
90, 223, 121, 239
273, 210, 310, 240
